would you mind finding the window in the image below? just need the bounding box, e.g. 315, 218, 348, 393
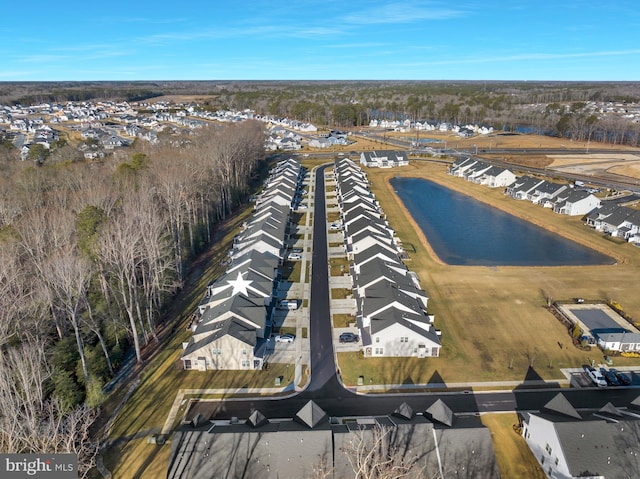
555, 457, 559, 466
375, 337, 380, 343
375, 347, 384, 355
242, 349, 247, 356
211, 348, 221, 355
432, 347, 439, 357
400, 337, 408, 343
545, 443, 552, 455
184, 360, 192, 370
241, 360, 250, 368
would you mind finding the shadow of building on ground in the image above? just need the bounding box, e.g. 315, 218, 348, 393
514, 366, 560, 390
426, 370, 446, 388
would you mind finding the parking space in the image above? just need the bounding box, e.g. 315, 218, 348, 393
566, 366, 639, 388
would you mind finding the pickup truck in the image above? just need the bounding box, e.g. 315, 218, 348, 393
583, 366, 607, 388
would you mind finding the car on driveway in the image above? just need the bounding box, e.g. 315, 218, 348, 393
600, 368, 620, 386
339, 332, 359, 343
275, 334, 295, 343
583, 365, 607, 387
288, 253, 302, 261
611, 369, 632, 385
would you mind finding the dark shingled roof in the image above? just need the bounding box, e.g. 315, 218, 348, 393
393, 402, 414, 421
426, 399, 455, 427
543, 393, 582, 420
295, 400, 328, 429
247, 409, 269, 428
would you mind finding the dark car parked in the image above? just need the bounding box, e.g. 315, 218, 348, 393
601, 368, 620, 386
611, 369, 632, 386
339, 332, 359, 343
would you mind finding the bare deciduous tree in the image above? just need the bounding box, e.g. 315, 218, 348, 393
43, 246, 93, 386
341, 424, 432, 479
0, 338, 99, 478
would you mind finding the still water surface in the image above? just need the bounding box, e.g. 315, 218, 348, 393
390, 177, 613, 266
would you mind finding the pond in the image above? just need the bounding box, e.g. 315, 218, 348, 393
390, 177, 614, 266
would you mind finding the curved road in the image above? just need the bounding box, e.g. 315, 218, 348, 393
186, 163, 640, 423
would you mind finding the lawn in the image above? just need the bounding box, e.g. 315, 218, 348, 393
330, 257, 350, 276
331, 288, 352, 300
335, 161, 640, 385
481, 413, 546, 479
333, 314, 356, 328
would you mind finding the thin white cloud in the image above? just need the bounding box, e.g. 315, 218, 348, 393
137, 23, 342, 45
401, 49, 640, 67
105, 17, 188, 25
341, 1, 466, 25
0, 70, 39, 79
16, 48, 129, 64
323, 41, 390, 49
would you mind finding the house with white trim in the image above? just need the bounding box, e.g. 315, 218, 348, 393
552, 189, 601, 216
360, 150, 409, 168
521, 393, 640, 479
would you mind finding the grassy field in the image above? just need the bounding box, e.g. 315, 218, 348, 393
336, 160, 640, 386
481, 414, 546, 479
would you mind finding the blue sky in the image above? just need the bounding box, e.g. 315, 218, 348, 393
2, 1, 639, 81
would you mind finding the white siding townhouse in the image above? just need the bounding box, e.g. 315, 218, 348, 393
552, 189, 601, 216
360, 150, 409, 168
334, 158, 441, 359
506, 176, 547, 200
181, 159, 304, 370
448, 158, 516, 188
586, 203, 640, 241
521, 393, 640, 479
477, 165, 517, 188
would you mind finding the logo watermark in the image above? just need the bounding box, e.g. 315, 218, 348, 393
0, 454, 77, 478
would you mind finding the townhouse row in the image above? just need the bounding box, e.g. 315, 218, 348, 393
180, 159, 305, 370
334, 158, 442, 358
450, 157, 640, 243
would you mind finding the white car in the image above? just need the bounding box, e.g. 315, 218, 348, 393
278, 300, 299, 310
274, 334, 295, 343
583, 366, 607, 387
288, 253, 302, 261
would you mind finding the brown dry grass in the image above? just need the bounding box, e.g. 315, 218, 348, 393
336, 161, 640, 385
481, 414, 546, 479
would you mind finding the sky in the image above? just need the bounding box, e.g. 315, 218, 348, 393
2, 0, 640, 81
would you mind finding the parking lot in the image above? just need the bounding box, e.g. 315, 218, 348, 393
567, 366, 638, 388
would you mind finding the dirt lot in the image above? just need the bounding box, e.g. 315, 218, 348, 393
358, 161, 640, 383
545, 153, 640, 182
385, 130, 640, 173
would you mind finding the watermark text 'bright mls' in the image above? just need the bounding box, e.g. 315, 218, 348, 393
1, 454, 77, 478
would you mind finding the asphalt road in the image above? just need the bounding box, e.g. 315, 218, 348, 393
183, 162, 640, 425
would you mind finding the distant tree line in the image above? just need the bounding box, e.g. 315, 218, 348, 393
0, 120, 265, 473
3, 80, 640, 147
205, 81, 640, 146
13, 88, 164, 105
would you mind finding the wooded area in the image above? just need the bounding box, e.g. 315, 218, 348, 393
2, 81, 640, 146
0, 120, 265, 473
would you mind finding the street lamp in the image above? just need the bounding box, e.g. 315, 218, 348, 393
474, 144, 478, 155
